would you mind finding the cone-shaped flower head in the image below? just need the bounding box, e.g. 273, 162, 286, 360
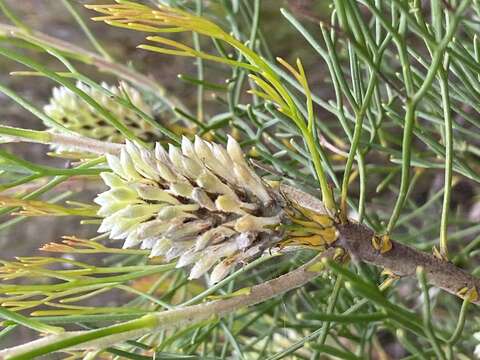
95, 137, 338, 283
44, 81, 159, 144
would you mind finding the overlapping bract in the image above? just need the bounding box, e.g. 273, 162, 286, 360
95, 136, 286, 283
44, 81, 158, 144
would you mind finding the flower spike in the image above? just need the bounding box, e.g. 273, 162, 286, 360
96, 137, 338, 283
44, 81, 158, 146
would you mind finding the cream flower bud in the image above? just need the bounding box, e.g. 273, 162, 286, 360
157, 204, 199, 221
188, 240, 238, 280
106, 153, 129, 180
168, 182, 194, 198
209, 257, 237, 284
234, 215, 280, 233
123, 229, 146, 249
150, 237, 171, 257
176, 248, 200, 268
120, 148, 142, 181
126, 141, 159, 181
100, 172, 125, 188
155, 162, 178, 183
191, 188, 216, 210
215, 195, 244, 214
227, 136, 272, 204
195, 226, 236, 251
137, 220, 172, 239
96, 137, 337, 282
96, 201, 127, 217
135, 183, 179, 204
181, 136, 201, 163
194, 135, 236, 184
209, 244, 262, 285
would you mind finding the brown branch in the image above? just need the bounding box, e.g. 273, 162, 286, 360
1, 221, 479, 358
337, 221, 480, 305
282, 184, 480, 304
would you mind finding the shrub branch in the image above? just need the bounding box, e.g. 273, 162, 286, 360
338, 222, 480, 305
1, 220, 479, 358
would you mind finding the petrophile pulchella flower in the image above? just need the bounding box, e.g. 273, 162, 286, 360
95, 137, 338, 283
44, 81, 160, 144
